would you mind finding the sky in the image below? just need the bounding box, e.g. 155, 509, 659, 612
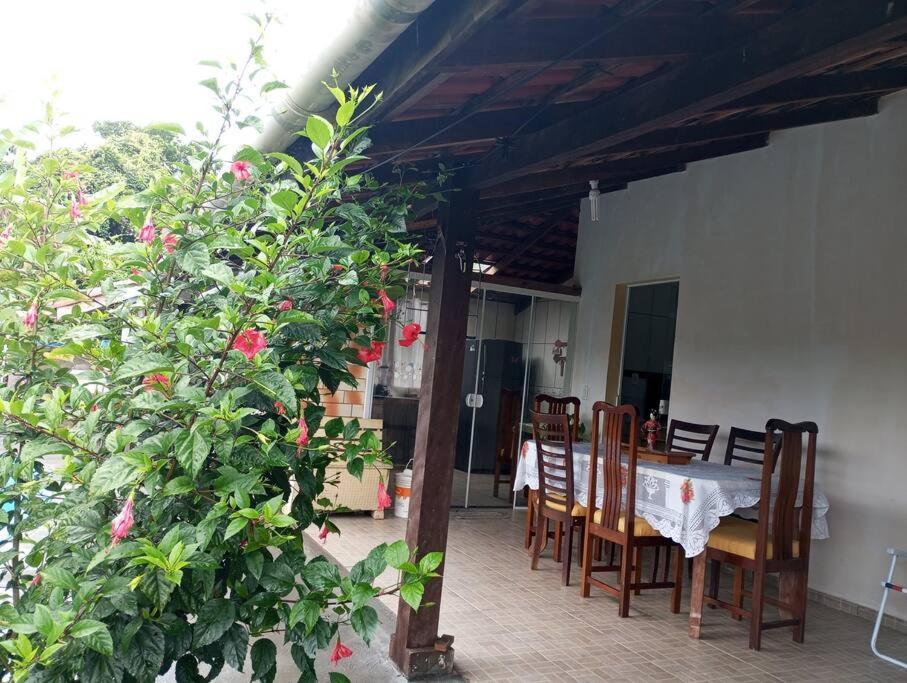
1, 0, 358, 149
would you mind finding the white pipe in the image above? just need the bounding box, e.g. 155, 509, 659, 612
257, 0, 435, 153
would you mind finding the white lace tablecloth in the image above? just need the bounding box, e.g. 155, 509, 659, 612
514, 441, 829, 557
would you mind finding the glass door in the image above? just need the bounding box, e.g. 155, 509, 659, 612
617, 281, 679, 448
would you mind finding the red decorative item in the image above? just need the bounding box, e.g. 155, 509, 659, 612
641, 410, 661, 451
680, 478, 695, 504
398, 322, 421, 347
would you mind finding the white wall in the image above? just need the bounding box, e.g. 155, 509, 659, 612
515, 299, 576, 399
571, 90, 907, 617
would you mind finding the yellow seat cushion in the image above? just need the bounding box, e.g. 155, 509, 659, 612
706, 517, 800, 560
592, 510, 661, 537
543, 494, 585, 516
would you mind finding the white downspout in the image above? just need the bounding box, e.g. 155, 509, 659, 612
256, 0, 435, 153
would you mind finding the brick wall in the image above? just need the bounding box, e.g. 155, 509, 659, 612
320, 363, 368, 418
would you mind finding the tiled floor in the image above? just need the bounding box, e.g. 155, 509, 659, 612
311, 510, 907, 682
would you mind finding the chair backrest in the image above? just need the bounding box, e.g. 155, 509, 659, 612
724, 426, 782, 470
665, 419, 719, 460
534, 394, 581, 441
588, 402, 638, 534
755, 419, 818, 562
531, 411, 576, 513
495, 389, 521, 464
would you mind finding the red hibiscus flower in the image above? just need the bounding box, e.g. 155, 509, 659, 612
377, 481, 392, 510
110, 496, 135, 545
296, 418, 309, 451
398, 322, 421, 347
232, 329, 267, 360
161, 230, 178, 254
379, 264, 390, 280
274, 401, 286, 416
278, 298, 294, 312
330, 639, 353, 665
231, 160, 252, 181
356, 340, 385, 364
29, 573, 42, 588
23, 301, 38, 331
319, 525, 329, 543
377, 290, 395, 319
142, 374, 170, 392
138, 221, 156, 244
69, 200, 82, 221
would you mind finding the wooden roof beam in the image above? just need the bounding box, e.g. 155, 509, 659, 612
466, 0, 907, 189
437, 15, 760, 70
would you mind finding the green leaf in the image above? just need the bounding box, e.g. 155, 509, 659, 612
259, 561, 296, 594
350, 544, 387, 584
89, 456, 141, 495
336, 100, 356, 127
252, 370, 296, 416
251, 638, 277, 682
287, 599, 320, 634
224, 516, 248, 541
384, 540, 410, 569
323, 418, 344, 439
41, 565, 79, 591
140, 570, 176, 613
330, 673, 351, 683
193, 598, 236, 648
124, 622, 165, 681
175, 428, 211, 478
148, 122, 185, 134
178, 240, 211, 276
400, 581, 425, 611
221, 623, 249, 672
163, 476, 195, 496
270, 190, 298, 214
419, 551, 443, 574
303, 560, 340, 590
114, 352, 173, 381
349, 605, 379, 646
245, 552, 264, 581
305, 115, 333, 150
350, 582, 378, 610
71, 620, 113, 656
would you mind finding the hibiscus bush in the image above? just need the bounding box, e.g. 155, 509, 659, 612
0, 20, 435, 683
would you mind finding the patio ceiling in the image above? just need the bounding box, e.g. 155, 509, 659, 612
286, 0, 907, 287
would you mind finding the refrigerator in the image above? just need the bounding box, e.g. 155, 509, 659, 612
455, 339, 525, 473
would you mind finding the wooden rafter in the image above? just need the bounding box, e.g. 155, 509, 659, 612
465, 0, 907, 189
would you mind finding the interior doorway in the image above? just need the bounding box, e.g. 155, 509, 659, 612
616, 281, 679, 448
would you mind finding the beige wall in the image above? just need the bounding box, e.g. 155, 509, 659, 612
570, 90, 907, 617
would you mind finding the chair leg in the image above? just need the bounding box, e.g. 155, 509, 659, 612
689, 552, 707, 639
651, 546, 661, 585
575, 519, 585, 568
580, 523, 593, 598
794, 572, 808, 644
708, 559, 721, 607
524, 491, 535, 551
592, 537, 602, 562
492, 460, 500, 498
530, 511, 544, 571
671, 545, 684, 614
553, 521, 563, 563
732, 567, 745, 620
619, 542, 633, 618
562, 521, 574, 586
633, 546, 642, 595
750, 565, 766, 651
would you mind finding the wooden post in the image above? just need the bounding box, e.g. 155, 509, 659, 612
389, 188, 477, 677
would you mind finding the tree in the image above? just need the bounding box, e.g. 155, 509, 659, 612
0, 15, 435, 682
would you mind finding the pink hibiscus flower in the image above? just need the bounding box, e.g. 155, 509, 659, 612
231, 329, 267, 360
110, 497, 135, 544
231, 160, 252, 181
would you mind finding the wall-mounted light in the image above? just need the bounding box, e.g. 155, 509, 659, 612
588, 180, 601, 222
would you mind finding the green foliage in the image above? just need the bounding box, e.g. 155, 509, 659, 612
0, 17, 436, 682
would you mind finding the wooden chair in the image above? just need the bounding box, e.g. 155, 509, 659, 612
525, 394, 582, 551
534, 394, 581, 441
712, 426, 784, 612
580, 402, 683, 616
493, 389, 521, 501
666, 419, 719, 460
689, 419, 818, 650
724, 426, 782, 470
529, 411, 585, 586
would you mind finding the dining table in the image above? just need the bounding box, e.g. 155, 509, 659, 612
513, 439, 830, 558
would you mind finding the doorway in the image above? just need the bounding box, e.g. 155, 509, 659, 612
616, 281, 679, 448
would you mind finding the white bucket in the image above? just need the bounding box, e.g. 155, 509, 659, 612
394, 461, 413, 519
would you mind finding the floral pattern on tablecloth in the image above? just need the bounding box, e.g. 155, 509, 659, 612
514, 440, 830, 557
